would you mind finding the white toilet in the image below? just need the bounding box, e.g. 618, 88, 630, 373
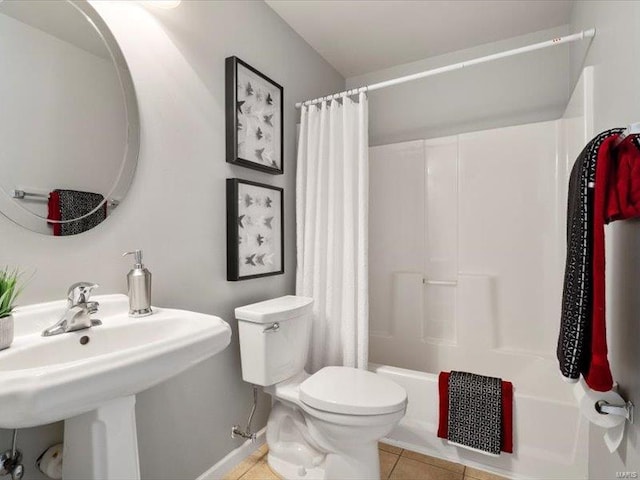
235, 295, 407, 480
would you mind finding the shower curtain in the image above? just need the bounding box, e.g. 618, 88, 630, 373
296, 92, 369, 372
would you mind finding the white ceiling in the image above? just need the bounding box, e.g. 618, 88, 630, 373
265, 0, 575, 78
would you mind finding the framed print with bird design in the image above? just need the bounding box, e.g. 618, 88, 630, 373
226, 56, 284, 174
226, 178, 284, 281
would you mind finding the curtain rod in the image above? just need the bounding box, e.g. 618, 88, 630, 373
296, 28, 596, 109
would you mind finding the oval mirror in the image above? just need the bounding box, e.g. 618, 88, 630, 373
0, 0, 139, 235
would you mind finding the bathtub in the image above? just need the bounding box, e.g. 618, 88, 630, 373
366, 72, 595, 480
370, 363, 589, 480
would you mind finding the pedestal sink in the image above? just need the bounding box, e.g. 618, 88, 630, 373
0, 294, 231, 480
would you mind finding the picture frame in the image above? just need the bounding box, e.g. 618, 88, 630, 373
226, 178, 284, 281
226, 56, 284, 175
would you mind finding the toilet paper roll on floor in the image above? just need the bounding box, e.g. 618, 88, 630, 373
37, 443, 63, 480
573, 379, 626, 452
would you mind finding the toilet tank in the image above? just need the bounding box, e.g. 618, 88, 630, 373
235, 295, 313, 386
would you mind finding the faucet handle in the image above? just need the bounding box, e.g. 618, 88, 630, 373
67, 282, 99, 306
86, 301, 100, 315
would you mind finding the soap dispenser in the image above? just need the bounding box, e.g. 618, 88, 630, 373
122, 250, 152, 317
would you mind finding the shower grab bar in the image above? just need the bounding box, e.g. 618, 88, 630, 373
423, 278, 457, 286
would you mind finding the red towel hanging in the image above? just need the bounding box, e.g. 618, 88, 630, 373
47, 191, 62, 236
586, 135, 640, 391
437, 371, 513, 453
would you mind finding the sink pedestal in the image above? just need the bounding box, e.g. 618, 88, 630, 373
0, 294, 231, 478
63, 396, 140, 480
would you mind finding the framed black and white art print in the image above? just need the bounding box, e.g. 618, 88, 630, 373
226, 56, 284, 174
226, 178, 284, 281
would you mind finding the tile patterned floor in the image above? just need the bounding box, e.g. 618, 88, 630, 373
223, 442, 510, 480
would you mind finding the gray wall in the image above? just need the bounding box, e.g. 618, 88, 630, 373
0, 1, 343, 479
569, 1, 640, 478
346, 26, 571, 146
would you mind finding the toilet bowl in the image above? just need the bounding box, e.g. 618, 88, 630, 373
235, 296, 407, 480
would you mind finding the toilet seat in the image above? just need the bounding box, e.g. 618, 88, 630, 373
299, 366, 407, 415
299, 400, 407, 428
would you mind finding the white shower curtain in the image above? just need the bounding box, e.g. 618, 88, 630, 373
296, 92, 369, 372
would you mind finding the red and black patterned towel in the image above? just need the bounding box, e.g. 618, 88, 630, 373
47, 189, 107, 236
557, 129, 640, 392
438, 371, 513, 455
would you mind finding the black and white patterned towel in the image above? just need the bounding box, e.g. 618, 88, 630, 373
557, 129, 623, 381
448, 371, 502, 455
57, 189, 106, 236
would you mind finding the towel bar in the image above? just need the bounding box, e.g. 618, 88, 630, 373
11, 189, 48, 199
11, 189, 119, 208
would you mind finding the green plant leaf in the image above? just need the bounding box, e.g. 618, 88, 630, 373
0, 290, 11, 317
0, 266, 26, 317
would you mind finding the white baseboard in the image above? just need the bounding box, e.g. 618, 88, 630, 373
196, 428, 266, 480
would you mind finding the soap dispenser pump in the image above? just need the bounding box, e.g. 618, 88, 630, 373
123, 249, 152, 317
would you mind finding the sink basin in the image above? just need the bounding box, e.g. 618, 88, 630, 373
0, 294, 231, 428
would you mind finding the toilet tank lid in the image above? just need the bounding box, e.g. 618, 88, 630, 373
235, 295, 313, 324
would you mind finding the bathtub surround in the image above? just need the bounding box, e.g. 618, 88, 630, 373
367, 67, 594, 479
0, 1, 343, 479
369, 120, 567, 366
296, 92, 369, 371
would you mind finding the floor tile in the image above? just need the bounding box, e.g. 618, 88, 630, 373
223, 459, 256, 480
390, 457, 463, 480
379, 441, 403, 455
222, 460, 253, 480
239, 458, 282, 480
401, 450, 465, 474
222, 444, 268, 480
255, 443, 269, 458
380, 450, 400, 479
465, 466, 509, 480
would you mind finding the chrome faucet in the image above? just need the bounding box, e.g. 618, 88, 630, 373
42, 282, 102, 337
